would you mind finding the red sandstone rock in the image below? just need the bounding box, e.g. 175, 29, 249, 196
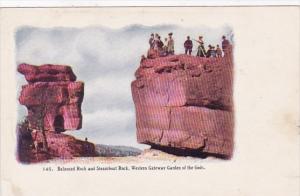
147, 49, 160, 59
31, 131, 95, 160
131, 53, 234, 158
18, 63, 77, 83
17, 129, 96, 163
18, 63, 84, 132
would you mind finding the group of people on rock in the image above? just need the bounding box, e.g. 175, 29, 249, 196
149, 32, 175, 56
188, 35, 230, 58
148, 32, 231, 58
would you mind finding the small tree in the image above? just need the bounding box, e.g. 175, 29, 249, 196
33, 87, 56, 153
36, 104, 49, 153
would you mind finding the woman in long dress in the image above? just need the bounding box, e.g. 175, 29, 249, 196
195, 36, 206, 57
167, 32, 175, 55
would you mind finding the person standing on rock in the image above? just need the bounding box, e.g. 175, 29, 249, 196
195, 36, 206, 57
184, 36, 193, 55
149, 33, 155, 49
167, 32, 175, 55
222, 35, 230, 56
149, 33, 160, 58
163, 37, 169, 56
157, 36, 164, 56
154, 33, 160, 50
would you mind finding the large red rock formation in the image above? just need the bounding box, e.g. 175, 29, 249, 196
18, 63, 83, 132
17, 63, 92, 163
132, 52, 234, 158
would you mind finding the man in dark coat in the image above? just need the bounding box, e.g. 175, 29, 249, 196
157, 36, 164, 56
149, 33, 155, 49
184, 36, 193, 55
222, 35, 230, 56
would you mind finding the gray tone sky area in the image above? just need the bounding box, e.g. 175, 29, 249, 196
16, 24, 233, 149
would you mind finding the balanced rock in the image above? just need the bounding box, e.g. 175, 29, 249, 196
18, 63, 84, 132
131, 53, 234, 158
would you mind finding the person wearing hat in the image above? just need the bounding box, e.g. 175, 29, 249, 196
152, 35, 164, 57
184, 36, 193, 55
149, 33, 155, 49
222, 35, 230, 56
167, 32, 175, 55
154, 33, 160, 50
157, 36, 163, 48
195, 36, 206, 57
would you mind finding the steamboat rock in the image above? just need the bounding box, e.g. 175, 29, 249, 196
131, 51, 234, 158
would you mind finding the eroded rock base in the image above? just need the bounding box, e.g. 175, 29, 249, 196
17, 126, 96, 164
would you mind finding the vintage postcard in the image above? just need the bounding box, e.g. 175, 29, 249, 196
0, 6, 299, 196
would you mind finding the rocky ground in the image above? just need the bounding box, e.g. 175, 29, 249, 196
36, 148, 220, 164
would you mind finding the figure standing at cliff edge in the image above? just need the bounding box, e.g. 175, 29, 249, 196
163, 37, 169, 56
167, 32, 175, 55
149, 33, 155, 49
184, 36, 193, 55
222, 35, 230, 56
195, 36, 206, 57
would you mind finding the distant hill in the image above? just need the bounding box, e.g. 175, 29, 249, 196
95, 144, 142, 157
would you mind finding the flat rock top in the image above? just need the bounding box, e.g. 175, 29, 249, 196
136, 54, 231, 79
141, 54, 212, 68
18, 63, 77, 83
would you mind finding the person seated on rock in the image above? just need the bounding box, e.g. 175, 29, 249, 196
184, 36, 193, 55
216, 44, 222, 57
167, 32, 175, 55
147, 48, 159, 59
206, 45, 213, 58
210, 46, 217, 58
140, 55, 146, 63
